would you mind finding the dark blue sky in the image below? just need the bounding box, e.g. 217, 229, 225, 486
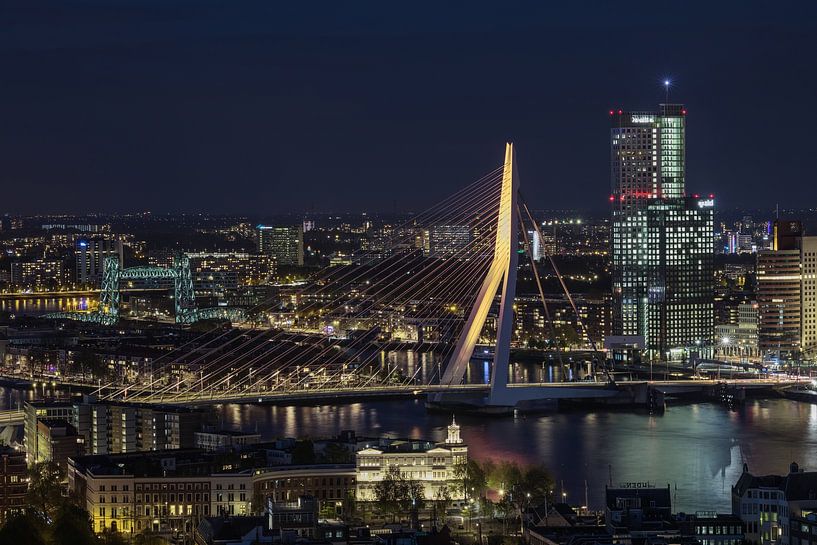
3, 1, 817, 214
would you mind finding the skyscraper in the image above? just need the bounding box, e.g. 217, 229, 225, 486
610, 104, 714, 360
756, 219, 817, 360
256, 224, 304, 266
76, 238, 124, 286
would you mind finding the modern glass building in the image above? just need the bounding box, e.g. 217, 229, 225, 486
611, 104, 714, 360
256, 224, 304, 266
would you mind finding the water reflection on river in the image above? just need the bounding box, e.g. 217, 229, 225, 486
213, 397, 817, 513
3, 345, 813, 513
0, 295, 93, 315
374, 350, 592, 385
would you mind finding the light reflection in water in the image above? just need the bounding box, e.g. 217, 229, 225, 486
0, 296, 93, 315
210, 397, 817, 513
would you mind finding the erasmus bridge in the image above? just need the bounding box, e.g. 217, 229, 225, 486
77, 143, 794, 412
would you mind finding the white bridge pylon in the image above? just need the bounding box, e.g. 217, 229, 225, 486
436, 142, 519, 405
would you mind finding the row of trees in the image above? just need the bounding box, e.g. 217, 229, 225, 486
368, 458, 555, 528
454, 458, 554, 504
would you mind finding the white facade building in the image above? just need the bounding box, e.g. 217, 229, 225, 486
355, 417, 467, 502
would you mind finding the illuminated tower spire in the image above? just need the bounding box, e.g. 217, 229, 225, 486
446, 415, 462, 444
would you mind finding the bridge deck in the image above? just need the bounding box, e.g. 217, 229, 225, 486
126, 377, 801, 406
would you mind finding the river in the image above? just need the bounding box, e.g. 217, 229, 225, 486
212, 397, 817, 513
0, 295, 93, 315
2, 348, 812, 514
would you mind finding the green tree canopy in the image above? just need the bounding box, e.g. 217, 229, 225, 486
26, 461, 64, 520
373, 466, 425, 523
50, 503, 97, 545
453, 459, 488, 500
0, 513, 47, 545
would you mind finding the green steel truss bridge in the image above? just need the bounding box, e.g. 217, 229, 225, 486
45, 255, 245, 325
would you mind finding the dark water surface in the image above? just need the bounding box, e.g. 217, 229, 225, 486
4, 376, 813, 513
215, 397, 817, 513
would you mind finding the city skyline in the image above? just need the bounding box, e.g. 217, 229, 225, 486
5, 4, 817, 545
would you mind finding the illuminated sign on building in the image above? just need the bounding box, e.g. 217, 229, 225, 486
630, 115, 655, 124
619, 482, 654, 489
697, 199, 714, 208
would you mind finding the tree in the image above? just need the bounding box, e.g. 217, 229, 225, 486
251, 491, 266, 515
453, 459, 488, 501
372, 466, 425, 523
26, 461, 64, 520
27, 346, 47, 378
49, 503, 97, 545
373, 466, 404, 522
0, 513, 47, 545
431, 484, 452, 529
487, 460, 522, 493
72, 349, 102, 382
319, 443, 352, 464
518, 464, 554, 505
485, 460, 554, 534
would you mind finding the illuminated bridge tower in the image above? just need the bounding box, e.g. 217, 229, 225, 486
610, 105, 714, 361
96, 255, 197, 325
435, 142, 519, 405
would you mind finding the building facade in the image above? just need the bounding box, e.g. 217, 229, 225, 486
10, 259, 68, 289
732, 462, 817, 545
76, 238, 124, 286
186, 251, 276, 297
36, 419, 84, 471
355, 417, 466, 502
68, 450, 356, 539
0, 446, 27, 524
24, 401, 74, 465
800, 236, 817, 355
24, 400, 205, 465
610, 104, 714, 360
756, 220, 817, 360
257, 225, 304, 266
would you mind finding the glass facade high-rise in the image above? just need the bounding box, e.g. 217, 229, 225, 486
611, 104, 714, 360
256, 225, 304, 266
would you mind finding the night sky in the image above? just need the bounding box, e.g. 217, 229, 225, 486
3, 1, 817, 215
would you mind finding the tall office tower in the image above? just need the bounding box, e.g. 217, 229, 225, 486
610, 104, 714, 360
76, 238, 123, 285
757, 220, 817, 359
256, 224, 304, 266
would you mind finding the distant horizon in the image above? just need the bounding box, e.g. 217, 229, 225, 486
3, 204, 814, 221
